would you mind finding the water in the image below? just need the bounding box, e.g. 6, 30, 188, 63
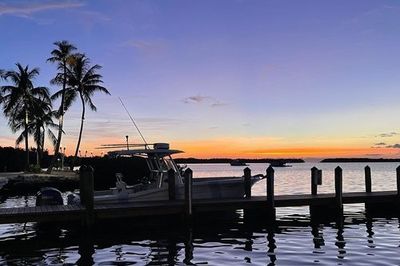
1, 162, 400, 265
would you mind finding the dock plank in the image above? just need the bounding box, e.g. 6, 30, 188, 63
1, 190, 400, 224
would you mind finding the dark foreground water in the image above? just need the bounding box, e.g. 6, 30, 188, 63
1, 162, 400, 265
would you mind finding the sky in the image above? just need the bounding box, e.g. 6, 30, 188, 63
1, 0, 400, 159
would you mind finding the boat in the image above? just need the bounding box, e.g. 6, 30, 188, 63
64, 143, 264, 205
269, 160, 291, 167
230, 160, 248, 166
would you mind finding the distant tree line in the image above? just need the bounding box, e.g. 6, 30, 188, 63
0, 146, 51, 172
175, 158, 305, 164
0, 41, 110, 172
321, 158, 400, 163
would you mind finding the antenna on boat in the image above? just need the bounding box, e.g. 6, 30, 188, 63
125, 135, 129, 150
118, 97, 148, 146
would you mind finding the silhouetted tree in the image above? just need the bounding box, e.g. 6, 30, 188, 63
47, 40, 77, 173
16, 98, 58, 165
53, 54, 110, 170
1, 64, 50, 170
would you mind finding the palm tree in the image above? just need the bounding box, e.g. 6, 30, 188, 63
47, 40, 77, 173
1, 64, 50, 170
53, 54, 110, 169
15, 98, 58, 166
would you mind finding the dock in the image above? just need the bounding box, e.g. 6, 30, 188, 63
1, 165, 400, 226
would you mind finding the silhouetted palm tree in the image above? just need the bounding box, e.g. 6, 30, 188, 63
15, 98, 58, 165
47, 40, 77, 173
1, 64, 50, 170
53, 54, 110, 169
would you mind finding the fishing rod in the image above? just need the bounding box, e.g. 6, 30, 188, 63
118, 97, 148, 145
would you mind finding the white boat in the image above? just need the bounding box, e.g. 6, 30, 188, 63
66, 143, 264, 205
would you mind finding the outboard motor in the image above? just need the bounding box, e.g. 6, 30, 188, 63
36, 187, 63, 206
67, 193, 81, 205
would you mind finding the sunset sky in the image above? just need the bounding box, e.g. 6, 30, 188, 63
1, 0, 400, 159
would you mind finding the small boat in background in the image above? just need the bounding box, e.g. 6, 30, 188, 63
230, 160, 248, 166
269, 160, 291, 167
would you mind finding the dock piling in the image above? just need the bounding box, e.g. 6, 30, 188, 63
311, 167, 318, 195
168, 169, 176, 200
335, 166, 343, 213
266, 166, 276, 219
79, 165, 94, 228
365, 166, 371, 193
244, 167, 251, 198
184, 168, 193, 218
317, 170, 322, 185
397, 166, 400, 197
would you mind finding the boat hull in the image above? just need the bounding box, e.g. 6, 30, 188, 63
69, 176, 263, 205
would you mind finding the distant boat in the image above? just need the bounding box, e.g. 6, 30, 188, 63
269, 160, 292, 167
230, 160, 248, 166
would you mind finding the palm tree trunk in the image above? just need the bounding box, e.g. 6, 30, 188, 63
70, 92, 85, 170
36, 142, 40, 166
47, 62, 67, 173
40, 126, 45, 166
24, 108, 29, 171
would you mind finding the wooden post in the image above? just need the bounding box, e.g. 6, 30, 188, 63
79, 165, 94, 228
244, 167, 251, 198
266, 166, 276, 220
184, 168, 193, 218
365, 165, 371, 193
335, 166, 343, 212
311, 167, 318, 195
317, 169, 322, 185
168, 169, 176, 200
397, 166, 400, 197
266, 166, 275, 208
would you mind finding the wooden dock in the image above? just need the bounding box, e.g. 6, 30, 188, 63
0, 165, 400, 226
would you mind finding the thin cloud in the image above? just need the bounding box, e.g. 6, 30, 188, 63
183, 95, 227, 107
210, 101, 227, 108
377, 132, 398, 138
386, 144, 400, 148
183, 95, 210, 104
372, 142, 387, 147
0, 1, 84, 17
121, 40, 167, 55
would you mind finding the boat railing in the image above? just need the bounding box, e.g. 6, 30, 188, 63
126, 182, 158, 193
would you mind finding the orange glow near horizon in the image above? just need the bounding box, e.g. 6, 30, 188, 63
44, 137, 399, 159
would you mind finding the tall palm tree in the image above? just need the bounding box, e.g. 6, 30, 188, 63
54, 54, 110, 170
1, 64, 50, 170
47, 40, 77, 173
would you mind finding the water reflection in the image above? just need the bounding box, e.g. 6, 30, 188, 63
335, 221, 346, 259
311, 223, 325, 249
183, 227, 194, 265
366, 217, 375, 249
266, 229, 277, 266
1, 213, 400, 264
77, 230, 94, 265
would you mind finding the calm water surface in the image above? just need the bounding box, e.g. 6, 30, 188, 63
1, 162, 400, 265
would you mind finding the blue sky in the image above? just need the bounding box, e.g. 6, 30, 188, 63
1, 0, 400, 158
